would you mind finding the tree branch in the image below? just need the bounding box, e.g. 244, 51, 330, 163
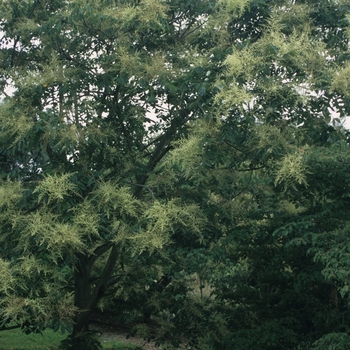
88, 244, 120, 309
87, 242, 114, 271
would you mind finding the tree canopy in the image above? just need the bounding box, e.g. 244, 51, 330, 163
1, 0, 350, 349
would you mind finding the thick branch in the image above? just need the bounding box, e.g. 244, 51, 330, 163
88, 244, 120, 310
86, 242, 114, 271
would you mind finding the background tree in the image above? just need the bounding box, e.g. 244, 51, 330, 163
151, 0, 350, 349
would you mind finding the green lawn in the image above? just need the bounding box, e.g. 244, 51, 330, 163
0, 327, 140, 350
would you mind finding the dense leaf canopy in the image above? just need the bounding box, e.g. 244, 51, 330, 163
1, 0, 350, 349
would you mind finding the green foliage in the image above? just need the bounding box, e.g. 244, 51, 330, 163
34, 174, 78, 203
311, 333, 350, 350
0, 259, 13, 295
0, 0, 221, 347
2, 0, 350, 349
0, 180, 23, 208
274, 150, 310, 191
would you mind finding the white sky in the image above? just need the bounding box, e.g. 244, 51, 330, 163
342, 116, 350, 129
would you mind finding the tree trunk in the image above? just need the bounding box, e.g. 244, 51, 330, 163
71, 245, 120, 339
73, 255, 92, 334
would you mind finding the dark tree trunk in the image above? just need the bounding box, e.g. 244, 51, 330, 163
70, 245, 120, 345
73, 256, 92, 334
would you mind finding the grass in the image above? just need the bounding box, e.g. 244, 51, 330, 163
0, 327, 140, 350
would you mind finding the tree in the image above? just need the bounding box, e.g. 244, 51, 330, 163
146, 1, 349, 349
150, 0, 350, 349
2, 0, 350, 349
0, 0, 228, 347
